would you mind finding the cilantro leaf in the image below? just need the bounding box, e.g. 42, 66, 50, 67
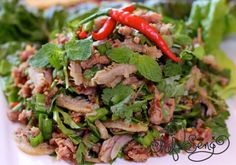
65, 38, 93, 61
163, 60, 182, 77
111, 96, 148, 123
205, 111, 230, 138
130, 55, 162, 82
107, 47, 134, 64
29, 43, 63, 68
158, 75, 186, 97
102, 84, 134, 105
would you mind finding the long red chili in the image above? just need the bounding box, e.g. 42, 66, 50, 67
108, 9, 181, 62
92, 5, 135, 40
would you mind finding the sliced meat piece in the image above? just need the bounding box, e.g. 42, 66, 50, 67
81, 54, 110, 69
124, 140, 150, 162
149, 96, 175, 125
103, 120, 148, 132
56, 94, 99, 113
185, 66, 202, 91
99, 136, 120, 163
113, 39, 162, 59
118, 26, 133, 36
91, 64, 137, 86
95, 120, 110, 139
28, 67, 52, 94
20, 45, 36, 62
122, 76, 143, 89
69, 61, 83, 86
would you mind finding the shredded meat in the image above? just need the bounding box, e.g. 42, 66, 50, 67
28, 68, 52, 94
124, 141, 150, 162
50, 33, 69, 45
202, 55, 220, 70
50, 137, 76, 161
56, 94, 99, 113
20, 45, 36, 62
140, 12, 162, 23
151, 135, 174, 157
81, 54, 110, 69
69, 61, 83, 86
91, 64, 137, 87
118, 26, 133, 36
113, 39, 162, 59
99, 136, 120, 163
7, 111, 20, 122
19, 82, 32, 98
186, 66, 202, 91
74, 85, 96, 95
11, 68, 27, 87
122, 76, 143, 89
149, 95, 175, 125
175, 127, 212, 145
103, 120, 148, 132
18, 110, 32, 124
69, 112, 81, 124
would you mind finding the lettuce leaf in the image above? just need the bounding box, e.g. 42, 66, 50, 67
210, 48, 236, 98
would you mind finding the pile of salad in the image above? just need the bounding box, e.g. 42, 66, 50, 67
1, 0, 236, 164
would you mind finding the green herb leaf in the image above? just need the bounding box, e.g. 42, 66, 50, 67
83, 66, 99, 80
158, 75, 186, 97
29, 43, 63, 68
205, 111, 230, 138
65, 38, 93, 61
107, 47, 134, 64
76, 143, 86, 164
102, 84, 134, 105
163, 60, 182, 77
130, 55, 162, 82
136, 130, 160, 147
29, 131, 44, 147
174, 33, 192, 46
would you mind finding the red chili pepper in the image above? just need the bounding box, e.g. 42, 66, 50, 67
108, 9, 181, 62
78, 6, 180, 62
92, 5, 135, 40
10, 102, 19, 108
78, 31, 88, 39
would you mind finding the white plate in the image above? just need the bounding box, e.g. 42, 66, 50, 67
1, 37, 236, 165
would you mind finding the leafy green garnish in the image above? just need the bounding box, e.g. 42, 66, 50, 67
136, 130, 160, 147
29, 43, 64, 68
76, 143, 86, 164
165, 119, 187, 135
158, 75, 186, 97
83, 66, 99, 80
0, 60, 12, 76
96, 42, 111, 55
86, 108, 109, 122
205, 111, 230, 138
130, 55, 162, 82
65, 38, 93, 61
163, 60, 182, 77
102, 84, 134, 105
107, 47, 134, 64
29, 131, 44, 147
38, 114, 53, 140
173, 33, 192, 46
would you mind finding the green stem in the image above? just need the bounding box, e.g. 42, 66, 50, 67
77, 9, 110, 28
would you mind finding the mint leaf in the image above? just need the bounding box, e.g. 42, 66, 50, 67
130, 55, 162, 82
102, 84, 133, 105
96, 42, 111, 55
83, 66, 99, 80
29, 43, 64, 68
65, 38, 93, 61
174, 34, 192, 46
107, 47, 134, 64
158, 76, 186, 97
193, 46, 205, 59
163, 60, 182, 77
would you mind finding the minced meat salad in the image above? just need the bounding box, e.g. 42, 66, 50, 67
2, 2, 233, 165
